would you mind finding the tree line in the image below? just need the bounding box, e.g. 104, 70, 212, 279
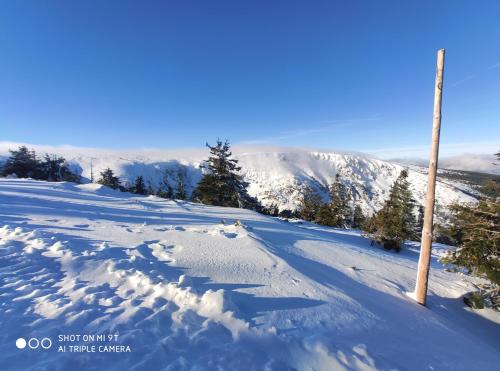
1, 146, 80, 183
439, 151, 499, 309
94, 139, 260, 210
293, 168, 423, 252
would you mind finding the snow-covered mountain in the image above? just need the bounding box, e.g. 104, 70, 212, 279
0, 179, 498, 370
0, 142, 477, 215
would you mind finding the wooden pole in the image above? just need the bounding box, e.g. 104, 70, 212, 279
415, 49, 445, 306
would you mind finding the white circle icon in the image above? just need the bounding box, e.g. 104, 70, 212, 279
41, 338, 52, 349
28, 338, 39, 349
16, 338, 26, 349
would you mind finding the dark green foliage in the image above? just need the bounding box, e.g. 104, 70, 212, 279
40, 154, 81, 183
299, 186, 323, 221
132, 176, 146, 195
193, 139, 259, 209
364, 170, 416, 251
416, 205, 425, 236
463, 292, 485, 309
352, 204, 366, 229
175, 169, 187, 200
278, 209, 298, 219
157, 183, 174, 199
97, 168, 121, 189
317, 174, 351, 227
157, 170, 174, 199
1, 146, 80, 183
480, 180, 500, 198
441, 198, 499, 285
1, 146, 41, 178
146, 180, 155, 195
263, 202, 280, 217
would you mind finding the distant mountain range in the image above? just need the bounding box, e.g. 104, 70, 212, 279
0, 142, 483, 216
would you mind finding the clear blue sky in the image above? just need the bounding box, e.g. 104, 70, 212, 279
1, 0, 499, 157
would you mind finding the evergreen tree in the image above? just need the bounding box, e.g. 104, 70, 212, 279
352, 204, 366, 229
481, 180, 500, 198
1, 146, 41, 178
157, 170, 174, 198
40, 154, 80, 183
315, 174, 351, 227
193, 139, 258, 209
133, 176, 146, 195
441, 198, 499, 285
175, 169, 187, 200
416, 205, 425, 235
299, 186, 323, 221
144, 180, 154, 195
366, 170, 416, 251
263, 202, 280, 217
97, 168, 121, 189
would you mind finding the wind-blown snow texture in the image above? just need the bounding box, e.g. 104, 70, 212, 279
0, 179, 498, 370
0, 143, 477, 216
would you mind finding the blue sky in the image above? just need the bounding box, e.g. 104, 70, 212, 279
1, 0, 499, 158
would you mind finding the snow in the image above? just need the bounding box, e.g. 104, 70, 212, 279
0, 178, 498, 370
0, 142, 476, 217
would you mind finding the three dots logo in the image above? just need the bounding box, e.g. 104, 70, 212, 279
16, 337, 52, 350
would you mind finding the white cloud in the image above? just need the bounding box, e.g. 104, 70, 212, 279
366, 140, 500, 160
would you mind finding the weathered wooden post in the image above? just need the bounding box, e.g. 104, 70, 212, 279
414, 49, 445, 306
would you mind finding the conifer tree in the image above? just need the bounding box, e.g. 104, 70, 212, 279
299, 186, 323, 222
416, 205, 425, 235
315, 174, 351, 227
133, 176, 146, 195
367, 169, 416, 251
97, 168, 121, 189
1, 146, 41, 178
451, 151, 500, 288
441, 196, 499, 286
352, 204, 366, 229
40, 154, 80, 182
155, 169, 172, 198
193, 139, 258, 209
175, 169, 187, 200
146, 180, 155, 195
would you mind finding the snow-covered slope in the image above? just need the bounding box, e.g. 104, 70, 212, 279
0, 179, 498, 370
0, 142, 476, 216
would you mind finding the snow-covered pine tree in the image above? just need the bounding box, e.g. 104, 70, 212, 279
97, 168, 121, 190
367, 169, 416, 251
1, 146, 41, 178
193, 139, 259, 209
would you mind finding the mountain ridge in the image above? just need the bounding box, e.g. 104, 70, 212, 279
0, 142, 477, 216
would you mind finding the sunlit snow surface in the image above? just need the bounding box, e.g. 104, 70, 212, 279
0, 179, 498, 371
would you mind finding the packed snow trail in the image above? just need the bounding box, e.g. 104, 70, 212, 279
0, 179, 498, 371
